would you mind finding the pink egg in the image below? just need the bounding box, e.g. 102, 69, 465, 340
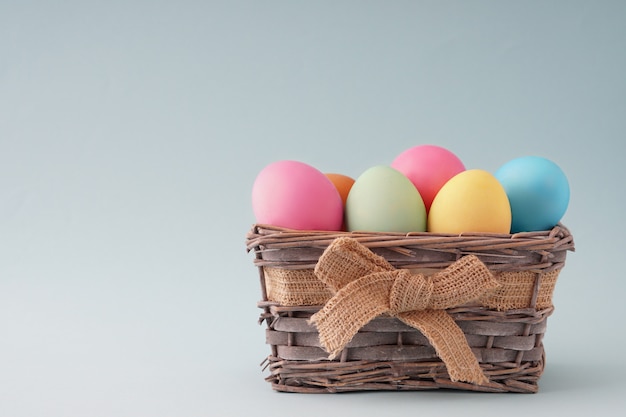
391, 145, 465, 212
252, 160, 343, 231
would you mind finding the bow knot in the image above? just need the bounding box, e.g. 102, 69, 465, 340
390, 269, 433, 313
309, 237, 500, 385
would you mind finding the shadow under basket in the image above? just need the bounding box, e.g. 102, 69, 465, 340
246, 224, 574, 393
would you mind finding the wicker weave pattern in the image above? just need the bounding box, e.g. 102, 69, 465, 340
260, 304, 550, 393
247, 224, 574, 393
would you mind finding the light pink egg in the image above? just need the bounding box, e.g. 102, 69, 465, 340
391, 145, 465, 212
252, 160, 343, 231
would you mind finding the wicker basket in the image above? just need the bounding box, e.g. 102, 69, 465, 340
246, 224, 574, 393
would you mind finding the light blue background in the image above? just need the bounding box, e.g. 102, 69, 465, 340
1, 1, 624, 416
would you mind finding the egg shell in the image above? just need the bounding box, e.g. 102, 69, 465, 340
252, 160, 343, 231
325, 173, 355, 207
428, 169, 511, 234
391, 144, 465, 212
346, 165, 426, 233
495, 156, 570, 233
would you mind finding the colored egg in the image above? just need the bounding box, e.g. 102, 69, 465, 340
252, 160, 343, 231
391, 144, 465, 212
495, 156, 570, 233
325, 173, 355, 206
428, 169, 511, 234
346, 165, 426, 233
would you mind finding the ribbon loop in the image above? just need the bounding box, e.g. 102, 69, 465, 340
314, 237, 395, 292
309, 237, 500, 385
313, 271, 395, 359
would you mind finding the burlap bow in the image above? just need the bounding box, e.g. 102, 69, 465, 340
309, 237, 500, 385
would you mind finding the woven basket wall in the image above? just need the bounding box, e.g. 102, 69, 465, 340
246, 224, 574, 393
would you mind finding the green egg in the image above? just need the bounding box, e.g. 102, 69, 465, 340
346, 165, 427, 233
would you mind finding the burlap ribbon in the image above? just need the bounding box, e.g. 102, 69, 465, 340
309, 237, 501, 385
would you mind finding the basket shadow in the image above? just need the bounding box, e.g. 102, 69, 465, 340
539, 361, 623, 393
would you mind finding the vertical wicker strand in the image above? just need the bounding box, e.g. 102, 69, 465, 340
287, 310, 294, 347
254, 226, 269, 305
254, 231, 278, 360
259, 266, 269, 304
529, 270, 542, 310
485, 335, 494, 349
515, 271, 542, 364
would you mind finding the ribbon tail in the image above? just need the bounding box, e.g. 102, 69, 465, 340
309, 272, 396, 359
399, 310, 489, 385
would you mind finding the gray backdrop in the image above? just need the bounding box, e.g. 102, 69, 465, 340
1, 1, 624, 416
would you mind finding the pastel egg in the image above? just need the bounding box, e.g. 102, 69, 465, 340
325, 173, 355, 206
252, 160, 343, 231
495, 156, 570, 233
391, 145, 465, 212
346, 165, 426, 233
428, 169, 511, 234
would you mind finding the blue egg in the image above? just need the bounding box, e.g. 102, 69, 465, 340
495, 156, 570, 233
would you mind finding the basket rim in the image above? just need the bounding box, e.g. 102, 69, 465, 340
246, 223, 574, 252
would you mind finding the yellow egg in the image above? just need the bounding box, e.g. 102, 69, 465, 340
428, 169, 511, 234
